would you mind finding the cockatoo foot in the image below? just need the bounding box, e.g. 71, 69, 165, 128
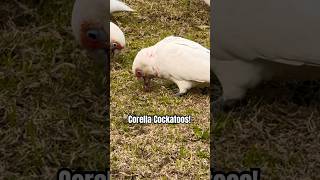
212, 97, 240, 116
174, 92, 185, 97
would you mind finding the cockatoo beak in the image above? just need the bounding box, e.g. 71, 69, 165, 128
134, 69, 150, 91
111, 43, 124, 56
143, 76, 151, 92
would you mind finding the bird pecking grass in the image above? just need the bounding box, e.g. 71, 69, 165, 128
110, 0, 210, 179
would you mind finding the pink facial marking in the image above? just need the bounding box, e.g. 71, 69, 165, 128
135, 68, 143, 79
80, 22, 106, 49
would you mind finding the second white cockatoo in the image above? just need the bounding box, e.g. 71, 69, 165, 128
132, 36, 210, 96
110, 22, 125, 54
203, 0, 210, 6
72, 0, 126, 60
110, 0, 134, 13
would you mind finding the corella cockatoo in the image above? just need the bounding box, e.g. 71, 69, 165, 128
110, 22, 125, 54
132, 36, 210, 96
110, 0, 133, 13
72, 0, 125, 59
203, 0, 210, 6
212, 0, 320, 109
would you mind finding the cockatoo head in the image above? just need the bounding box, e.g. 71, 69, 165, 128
110, 22, 125, 55
132, 47, 157, 92
72, 0, 110, 61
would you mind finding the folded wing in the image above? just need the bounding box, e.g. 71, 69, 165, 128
155, 37, 210, 83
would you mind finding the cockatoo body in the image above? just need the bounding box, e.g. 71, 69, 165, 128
212, 0, 320, 109
132, 36, 210, 96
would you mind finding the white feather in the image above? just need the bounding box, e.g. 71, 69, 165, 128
110, 22, 125, 48
154, 36, 210, 83
213, 0, 320, 102
203, 0, 210, 6
110, 0, 133, 13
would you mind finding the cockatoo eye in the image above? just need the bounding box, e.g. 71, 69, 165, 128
112, 42, 118, 48
86, 29, 106, 42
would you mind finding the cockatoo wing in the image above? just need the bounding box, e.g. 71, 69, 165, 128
213, 0, 320, 67
157, 36, 210, 54
155, 37, 210, 83
110, 0, 133, 13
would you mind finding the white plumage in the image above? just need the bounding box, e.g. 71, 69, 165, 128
203, 0, 210, 6
110, 0, 133, 13
132, 36, 210, 95
110, 22, 125, 52
213, 0, 320, 107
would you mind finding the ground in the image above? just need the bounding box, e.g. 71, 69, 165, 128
1, 0, 107, 179
213, 80, 320, 179
0, 0, 210, 179
110, 0, 210, 179
2, 0, 317, 179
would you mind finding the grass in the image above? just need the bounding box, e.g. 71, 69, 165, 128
0, 0, 107, 179
213, 81, 320, 179
2, 0, 319, 179
110, 0, 210, 179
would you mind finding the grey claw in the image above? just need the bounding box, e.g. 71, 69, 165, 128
211, 97, 224, 117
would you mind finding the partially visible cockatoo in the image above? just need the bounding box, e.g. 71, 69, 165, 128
72, 0, 125, 60
110, 22, 125, 54
212, 0, 320, 110
203, 0, 210, 6
110, 0, 134, 13
132, 36, 210, 96
72, 0, 108, 60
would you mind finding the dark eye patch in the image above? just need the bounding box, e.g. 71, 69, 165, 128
87, 31, 97, 39
86, 29, 106, 41
87, 30, 98, 40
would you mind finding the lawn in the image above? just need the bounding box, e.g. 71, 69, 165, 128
1, 0, 107, 179
2, 0, 318, 179
213, 80, 320, 179
110, 0, 210, 179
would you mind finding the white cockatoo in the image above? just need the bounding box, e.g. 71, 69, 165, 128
203, 0, 210, 6
72, 0, 125, 59
132, 36, 210, 96
110, 0, 134, 13
212, 0, 320, 109
110, 22, 125, 54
